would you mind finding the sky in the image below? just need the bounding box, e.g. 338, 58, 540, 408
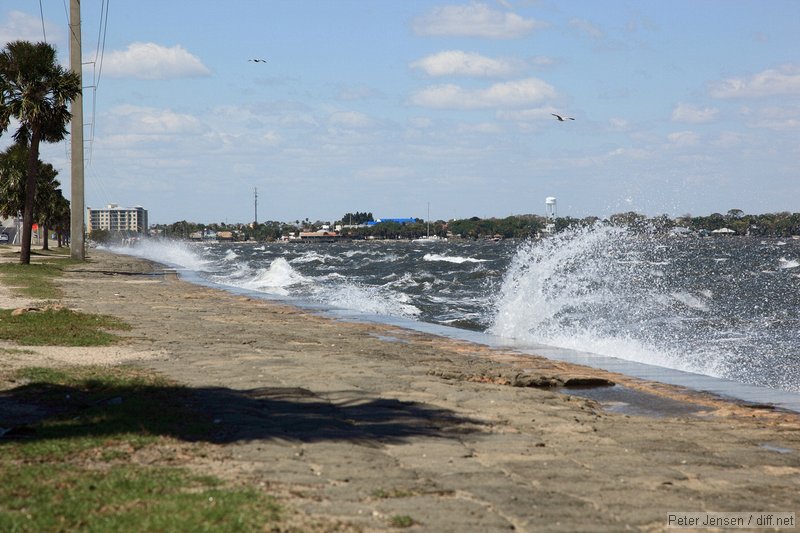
1, 1, 799, 225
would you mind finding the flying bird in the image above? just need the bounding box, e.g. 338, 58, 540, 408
551, 113, 575, 121
248, 58, 267, 63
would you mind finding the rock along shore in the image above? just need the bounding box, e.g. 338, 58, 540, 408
42, 250, 800, 531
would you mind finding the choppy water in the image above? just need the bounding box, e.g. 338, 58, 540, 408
109, 227, 800, 393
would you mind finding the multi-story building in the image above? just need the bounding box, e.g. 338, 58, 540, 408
87, 204, 148, 234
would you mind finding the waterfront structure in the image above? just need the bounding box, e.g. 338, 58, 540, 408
542, 197, 557, 235
365, 218, 417, 226
87, 204, 148, 234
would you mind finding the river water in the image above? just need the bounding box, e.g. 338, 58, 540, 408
109, 226, 800, 393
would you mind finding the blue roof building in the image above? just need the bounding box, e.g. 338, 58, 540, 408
365, 217, 418, 226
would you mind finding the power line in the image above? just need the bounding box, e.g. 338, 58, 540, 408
38, 0, 47, 42
86, 0, 110, 164
95, 0, 110, 86
62, 0, 78, 45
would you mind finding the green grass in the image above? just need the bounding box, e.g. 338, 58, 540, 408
2, 366, 211, 458
389, 515, 416, 528
0, 347, 36, 355
0, 366, 283, 531
0, 308, 131, 346
0, 464, 281, 532
0, 260, 78, 300
372, 488, 415, 499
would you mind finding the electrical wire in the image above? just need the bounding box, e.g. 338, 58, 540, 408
58, 0, 113, 208
87, 0, 109, 164
38, 0, 47, 42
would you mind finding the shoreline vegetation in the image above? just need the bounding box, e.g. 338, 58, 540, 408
89, 209, 800, 243
0, 247, 287, 531
1, 246, 799, 530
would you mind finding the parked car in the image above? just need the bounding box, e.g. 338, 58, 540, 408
0, 233, 9, 243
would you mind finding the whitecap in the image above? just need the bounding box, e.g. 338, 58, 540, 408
104, 239, 212, 272
320, 283, 420, 317
236, 258, 309, 295
423, 253, 487, 264
290, 251, 335, 264
670, 291, 709, 311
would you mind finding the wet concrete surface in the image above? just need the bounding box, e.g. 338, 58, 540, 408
559, 384, 711, 418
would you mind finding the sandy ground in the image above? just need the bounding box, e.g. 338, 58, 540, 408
3, 247, 800, 531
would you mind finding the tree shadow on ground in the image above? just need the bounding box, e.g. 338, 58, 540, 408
0, 381, 485, 446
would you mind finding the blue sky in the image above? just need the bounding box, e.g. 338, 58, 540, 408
1, 1, 798, 224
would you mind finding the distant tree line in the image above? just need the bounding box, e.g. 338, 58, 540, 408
141, 209, 800, 243
600, 209, 800, 237
341, 211, 373, 225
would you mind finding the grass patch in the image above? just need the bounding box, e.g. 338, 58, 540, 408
0, 308, 130, 346
372, 488, 415, 499
0, 260, 78, 300
0, 464, 281, 532
1, 366, 211, 457
0, 365, 283, 531
389, 515, 416, 528
0, 347, 36, 355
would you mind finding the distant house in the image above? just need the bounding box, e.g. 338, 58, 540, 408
190, 230, 217, 241
298, 230, 341, 242
711, 227, 736, 235
669, 227, 692, 237
217, 231, 235, 241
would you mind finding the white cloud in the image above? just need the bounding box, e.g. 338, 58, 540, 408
411, 50, 521, 77
354, 166, 408, 181
328, 111, 375, 129
107, 105, 204, 135
336, 84, 383, 101
569, 18, 604, 39
408, 117, 434, 129
413, 3, 544, 39
103, 42, 211, 80
410, 78, 557, 109
712, 132, 743, 148
608, 117, 631, 131
607, 147, 651, 159
671, 102, 719, 123
496, 107, 556, 121
0, 10, 61, 45
529, 55, 556, 68
745, 105, 800, 130
667, 130, 700, 147
457, 122, 504, 134
710, 64, 800, 98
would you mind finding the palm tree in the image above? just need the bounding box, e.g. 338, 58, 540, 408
52, 193, 71, 247
35, 168, 62, 251
0, 142, 27, 217
0, 41, 81, 264
0, 141, 62, 249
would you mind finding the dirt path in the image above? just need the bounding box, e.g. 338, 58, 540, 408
48, 250, 800, 531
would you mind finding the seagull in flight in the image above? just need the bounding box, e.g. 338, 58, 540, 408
248, 58, 267, 63
551, 113, 575, 121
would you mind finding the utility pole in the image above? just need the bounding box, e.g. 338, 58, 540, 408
254, 187, 258, 225
69, 0, 85, 260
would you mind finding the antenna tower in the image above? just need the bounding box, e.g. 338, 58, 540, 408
254, 187, 258, 225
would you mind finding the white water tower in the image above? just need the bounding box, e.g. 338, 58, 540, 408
545, 197, 557, 220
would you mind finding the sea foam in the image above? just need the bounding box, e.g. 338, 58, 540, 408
489, 224, 722, 377
105, 239, 211, 272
